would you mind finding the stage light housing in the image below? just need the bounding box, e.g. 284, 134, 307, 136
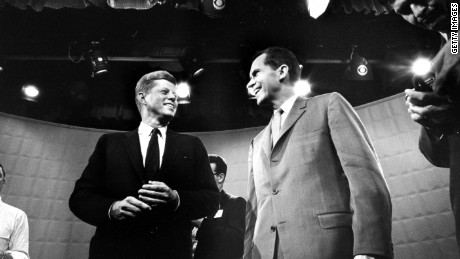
343, 45, 373, 81
85, 41, 109, 77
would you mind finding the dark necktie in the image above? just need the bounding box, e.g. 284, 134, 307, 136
145, 128, 160, 181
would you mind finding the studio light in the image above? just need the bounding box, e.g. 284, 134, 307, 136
294, 80, 311, 96
176, 82, 191, 104
21, 84, 40, 102
343, 45, 373, 81
85, 41, 109, 77
0, 54, 4, 72
180, 47, 205, 79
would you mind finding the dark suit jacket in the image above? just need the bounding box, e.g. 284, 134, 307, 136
245, 93, 393, 259
69, 129, 219, 259
194, 190, 246, 259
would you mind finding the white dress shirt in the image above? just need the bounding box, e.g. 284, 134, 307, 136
0, 197, 29, 259
138, 122, 167, 168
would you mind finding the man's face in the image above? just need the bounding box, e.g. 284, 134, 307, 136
0, 167, 5, 193
210, 163, 221, 187
391, 0, 449, 32
246, 54, 282, 107
143, 79, 178, 122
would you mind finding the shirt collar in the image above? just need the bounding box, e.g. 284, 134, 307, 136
138, 122, 167, 138
276, 94, 298, 116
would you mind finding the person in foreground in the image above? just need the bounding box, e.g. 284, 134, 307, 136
69, 70, 219, 259
244, 46, 393, 259
0, 163, 29, 259
193, 154, 246, 259
383, 0, 460, 250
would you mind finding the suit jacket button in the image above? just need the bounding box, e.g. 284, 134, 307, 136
270, 225, 276, 232
272, 189, 279, 195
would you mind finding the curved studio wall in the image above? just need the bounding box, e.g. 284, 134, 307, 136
0, 93, 456, 259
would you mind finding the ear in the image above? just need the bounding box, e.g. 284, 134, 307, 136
137, 92, 146, 105
217, 173, 225, 184
278, 64, 289, 81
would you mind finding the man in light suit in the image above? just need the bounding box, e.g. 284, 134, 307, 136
244, 47, 393, 259
69, 70, 219, 259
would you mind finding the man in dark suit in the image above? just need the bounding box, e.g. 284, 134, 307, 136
193, 154, 246, 259
244, 47, 393, 259
383, 0, 460, 250
69, 70, 219, 259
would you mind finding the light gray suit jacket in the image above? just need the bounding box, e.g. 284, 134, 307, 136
244, 93, 392, 259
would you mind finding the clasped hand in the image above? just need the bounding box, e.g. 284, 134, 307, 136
110, 181, 178, 221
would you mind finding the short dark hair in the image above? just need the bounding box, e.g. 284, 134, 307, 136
0, 163, 5, 178
253, 46, 301, 84
208, 154, 227, 177
134, 70, 177, 112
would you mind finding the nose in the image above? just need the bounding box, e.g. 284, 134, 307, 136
246, 78, 255, 90
168, 91, 178, 102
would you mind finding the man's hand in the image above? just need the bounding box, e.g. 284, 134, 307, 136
110, 196, 151, 221
404, 89, 456, 131
138, 181, 179, 209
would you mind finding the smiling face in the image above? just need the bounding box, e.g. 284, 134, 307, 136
391, 0, 449, 32
246, 53, 283, 107
142, 79, 178, 124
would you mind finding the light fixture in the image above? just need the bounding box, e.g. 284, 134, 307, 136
176, 82, 191, 104
21, 84, 40, 102
411, 58, 432, 76
0, 54, 4, 72
180, 47, 205, 79
294, 80, 311, 96
343, 45, 373, 81
85, 41, 109, 77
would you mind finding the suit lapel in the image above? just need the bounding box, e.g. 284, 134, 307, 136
159, 130, 181, 177
123, 129, 146, 183
273, 96, 307, 150
260, 123, 272, 158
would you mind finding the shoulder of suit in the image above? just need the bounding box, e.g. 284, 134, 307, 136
226, 192, 246, 202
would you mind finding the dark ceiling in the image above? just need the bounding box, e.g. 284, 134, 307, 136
0, 3, 441, 132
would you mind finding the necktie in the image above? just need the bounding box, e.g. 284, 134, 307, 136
145, 128, 160, 181
271, 108, 283, 146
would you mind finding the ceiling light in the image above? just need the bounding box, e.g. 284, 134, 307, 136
294, 80, 311, 96
177, 82, 191, 104
22, 84, 40, 102
85, 41, 109, 77
343, 45, 373, 81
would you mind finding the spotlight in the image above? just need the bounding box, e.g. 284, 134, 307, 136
180, 47, 205, 79
21, 84, 40, 102
176, 82, 191, 104
411, 58, 435, 92
294, 80, 311, 96
85, 41, 109, 77
411, 58, 432, 76
343, 45, 373, 81
0, 54, 4, 72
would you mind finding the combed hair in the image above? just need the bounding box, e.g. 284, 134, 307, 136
253, 46, 301, 84
134, 70, 177, 112
208, 154, 227, 177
